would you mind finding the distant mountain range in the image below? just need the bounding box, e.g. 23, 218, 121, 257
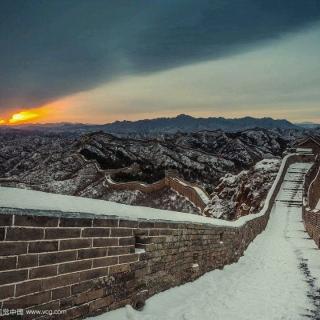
3, 114, 299, 134
295, 122, 320, 129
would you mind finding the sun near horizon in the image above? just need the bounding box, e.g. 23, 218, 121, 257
0, 110, 41, 125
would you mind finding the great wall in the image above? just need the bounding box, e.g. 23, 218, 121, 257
0, 150, 319, 319
77, 148, 211, 212
303, 155, 320, 249
105, 173, 210, 212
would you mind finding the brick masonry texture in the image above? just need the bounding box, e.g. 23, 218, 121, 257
0, 154, 313, 319
303, 156, 320, 249
303, 210, 320, 248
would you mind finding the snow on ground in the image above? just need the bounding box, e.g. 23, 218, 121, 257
0, 186, 223, 225
205, 158, 280, 219
254, 158, 280, 171
317, 199, 320, 210
0, 183, 268, 228
191, 186, 210, 204
92, 162, 320, 320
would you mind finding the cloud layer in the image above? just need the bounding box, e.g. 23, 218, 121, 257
1, 0, 320, 113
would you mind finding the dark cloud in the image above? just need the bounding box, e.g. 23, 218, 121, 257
1, 0, 320, 111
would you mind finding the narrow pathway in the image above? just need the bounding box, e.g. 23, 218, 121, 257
93, 162, 320, 320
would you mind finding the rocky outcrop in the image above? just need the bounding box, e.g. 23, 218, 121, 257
204, 159, 281, 220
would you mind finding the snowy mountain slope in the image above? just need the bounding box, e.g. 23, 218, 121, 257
0, 128, 299, 215
205, 158, 281, 220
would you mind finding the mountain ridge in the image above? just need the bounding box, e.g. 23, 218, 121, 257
2, 114, 298, 133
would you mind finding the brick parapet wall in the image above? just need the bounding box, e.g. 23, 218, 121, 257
106, 178, 166, 194
303, 209, 320, 249
107, 175, 209, 212
303, 156, 320, 248
164, 176, 209, 211
0, 211, 268, 319
0, 153, 312, 319
307, 157, 320, 210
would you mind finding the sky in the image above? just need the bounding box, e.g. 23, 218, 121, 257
0, 0, 320, 124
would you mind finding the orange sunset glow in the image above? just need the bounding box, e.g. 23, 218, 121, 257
0, 101, 70, 125
0, 110, 42, 125
9, 111, 40, 124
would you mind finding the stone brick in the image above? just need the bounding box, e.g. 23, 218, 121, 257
39, 251, 77, 265
110, 298, 131, 311
60, 304, 89, 320
0, 284, 14, 299
166, 222, 179, 229
59, 260, 92, 274
3, 291, 51, 309
0, 227, 5, 240
108, 246, 132, 256
0, 214, 13, 226
89, 295, 113, 312
15, 215, 59, 227
74, 288, 104, 305
60, 238, 92, 250
154, 222, 169, 228
45, 228, 81, 239
134, 229, 149, 236
93, 218, 118, 228
93, 238, 118, 247
29, 240, 59, 253
119, 254, 139, 264
60, 296, 74, 309
16, 279, 42, 296
140, 236, 166, 244
109, 264, 130, 274
78, 248, 107, 259
71, 279, 97, 295
159, 229, 174, 235
52, 286, 71, 300
119, 237, 135, 246
30, 265, 58, 279
149, 229, 160, 236
60, 218, 92, 227
42, 273, 80, 290
5, 227, 44, 241
0, 269, 28, 285
92, 256, 118, 268
18, 254, 38, 268
138, 221, 155, 228
110, 228, 133, 237
82, 228, 110, 238
119, 220, 138, 228
0, 256, 17, 271
135, 268, 147, 279
79, 267, 109, 281
0, 242, 28, 256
